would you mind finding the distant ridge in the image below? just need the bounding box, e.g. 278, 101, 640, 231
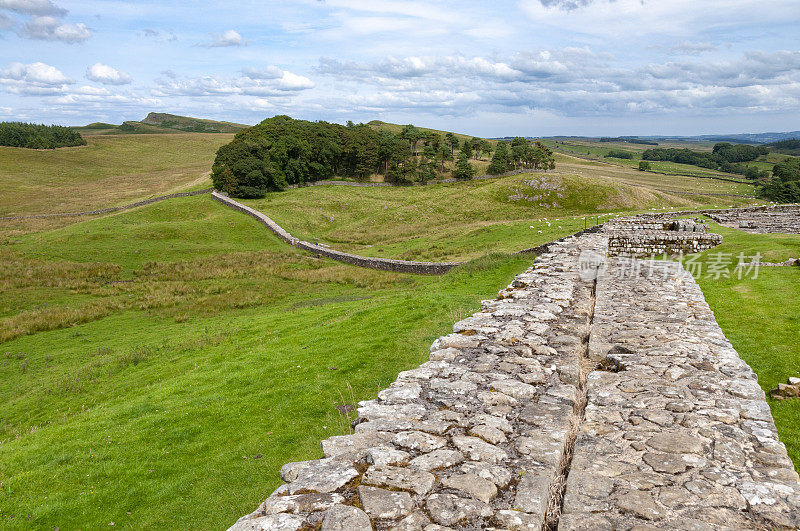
532, 131, 800, 144
141, 112, 250, 133
72, 113, 251, 135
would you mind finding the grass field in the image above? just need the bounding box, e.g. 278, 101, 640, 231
681, 222, 800, 472
0, 134, 230, 218
244, 171, 702, 262
542, 138, 774, 183
0, 193, 539, 529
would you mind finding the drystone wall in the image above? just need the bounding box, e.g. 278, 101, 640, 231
605, 216, 721, 257
227, 232, 800, 531
211, 192, 462, 275
607, 230, 722, 257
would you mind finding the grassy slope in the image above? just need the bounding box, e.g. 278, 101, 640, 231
0, 133, 231, 218
682, 222, 800, 472
0, 194, 535, 529
245, 172, 701, 262
543, 139, 773, 182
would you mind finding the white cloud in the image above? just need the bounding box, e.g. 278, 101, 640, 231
313, 49, 800, 118
0, 11, 13, 29
0, 61, 73, 95
669, 41, 717, 55
22, 15, 90, 42
154, 68, 314, 97
519, 0, 800, 40
204, 29, 245, 47
0, 0, 65, 16
141, 28, 177, 41
241, 66, 283, 80
86, 62, 132, 85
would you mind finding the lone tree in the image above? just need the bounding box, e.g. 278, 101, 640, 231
639, 160, 651, 171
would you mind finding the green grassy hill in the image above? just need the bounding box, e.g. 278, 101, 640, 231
0, 133, 232, 236
140, 112, 250, 133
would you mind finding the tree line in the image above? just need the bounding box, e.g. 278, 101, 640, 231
641, 142, 770, 179
487, 137, 555, 175
767, 139, 800, 155
757, 158, 800, 203
0, 122, 86, 149
212, 116, 556, 198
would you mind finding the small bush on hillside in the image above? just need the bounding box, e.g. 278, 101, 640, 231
0, 121, 86, 149
638, 161, 651, 171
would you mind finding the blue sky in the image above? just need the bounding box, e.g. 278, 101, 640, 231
0, 0, 799, 136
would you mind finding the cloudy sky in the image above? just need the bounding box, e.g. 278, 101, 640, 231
1, 0, 799, 136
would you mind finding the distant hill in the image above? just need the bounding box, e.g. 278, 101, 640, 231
535, 131, 800, 145
766, 138, 800, 155
141, 113, 250, 133
72, 113, 250, 135
367, 120, 490, 144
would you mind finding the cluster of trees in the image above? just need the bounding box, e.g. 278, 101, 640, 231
211, 116, 492, 197
0, 122, 86, 149
487, 137, 555, 175
767, 139, 800, 155
758, 158, 800, 203
605, 149, 634, 160
641, 142, 770, 179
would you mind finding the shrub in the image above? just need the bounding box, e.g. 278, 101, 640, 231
638, 161, 651, 171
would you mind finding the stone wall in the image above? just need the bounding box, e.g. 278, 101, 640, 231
213, 191, 611, 275
211, 192, 462, 275
226, 232, 800, 530
607, 230, 722, 257
706, 204, 800, 234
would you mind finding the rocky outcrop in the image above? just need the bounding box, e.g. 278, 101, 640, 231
226, 232, 800, 530
771, 378, 800, 400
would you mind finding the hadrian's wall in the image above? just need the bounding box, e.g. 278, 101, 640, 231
607, 230, 722, 257
211, 192, 462, 275
227, 232, 800, 531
